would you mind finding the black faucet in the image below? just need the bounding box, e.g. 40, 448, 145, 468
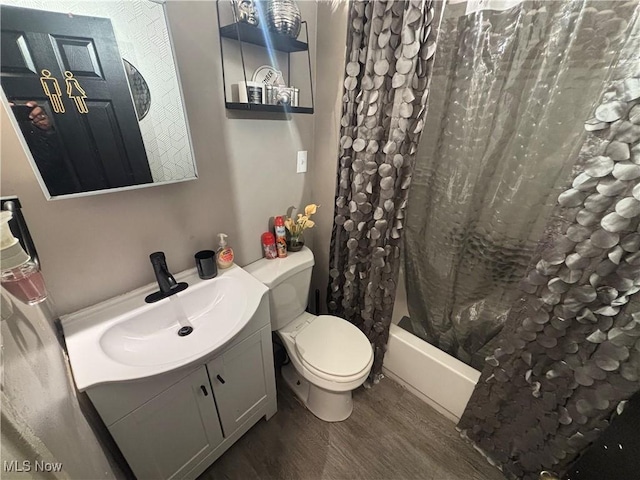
145, 252, 188, 303
150, 252, 177, 293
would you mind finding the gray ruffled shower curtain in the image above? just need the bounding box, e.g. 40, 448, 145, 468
459, 66, 640, 478
327, 0, 442, 377
399, 1, 640, 478
404, 0, 640, 371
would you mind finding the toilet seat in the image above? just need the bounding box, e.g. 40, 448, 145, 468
294, 315, 373, 380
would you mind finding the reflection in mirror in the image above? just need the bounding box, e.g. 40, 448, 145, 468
1, 0, 197, 199
124, 60, 151, 121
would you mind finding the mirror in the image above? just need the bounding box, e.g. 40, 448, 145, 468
1, 0, 197, 199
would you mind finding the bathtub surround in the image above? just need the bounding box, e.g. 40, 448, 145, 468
403, 0, 639, 372
383, 323, 480, 422
327, 0, 442, 378
459, 27, 640, 480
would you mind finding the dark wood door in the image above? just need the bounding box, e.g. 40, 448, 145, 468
1, 5, 152, 197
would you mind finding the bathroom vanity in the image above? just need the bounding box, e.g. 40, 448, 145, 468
61, 265, 277, 479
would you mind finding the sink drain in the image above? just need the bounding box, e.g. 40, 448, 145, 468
178, 326, 193, 336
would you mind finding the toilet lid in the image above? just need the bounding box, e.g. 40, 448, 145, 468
294, 315, 373, 377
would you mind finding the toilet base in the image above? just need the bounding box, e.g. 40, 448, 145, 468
281, 363, 353, 422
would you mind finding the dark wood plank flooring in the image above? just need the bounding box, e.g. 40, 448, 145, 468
200, 376, 505, 480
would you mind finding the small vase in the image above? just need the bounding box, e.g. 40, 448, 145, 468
266, 0, 302, 39
287, 232, 304, 252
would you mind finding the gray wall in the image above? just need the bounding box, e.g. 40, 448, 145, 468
309, 0, 348, 313
1, 1, 317, 315
1, 294, 123, 479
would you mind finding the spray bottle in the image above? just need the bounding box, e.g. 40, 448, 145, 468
0, 211, 47, 305
274, 216, 287, 258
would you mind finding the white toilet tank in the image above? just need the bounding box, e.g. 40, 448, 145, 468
244, 247, 315, 330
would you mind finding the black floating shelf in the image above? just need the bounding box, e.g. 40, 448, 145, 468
226, 102, 314, 114
219, 22, 308, 53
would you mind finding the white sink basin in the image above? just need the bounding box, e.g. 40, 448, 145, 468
99, 276, 247, 367
61, 265, 268, 390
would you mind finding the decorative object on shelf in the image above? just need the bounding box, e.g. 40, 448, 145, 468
265, 85, 296, 105
264, 85, 274, 104
266, 0, 301, 39
216, 0, 313, 114
284, 203, 318, 252
252, 65, 286, 86
238, 80, 263, 103
233, 0, 259, 26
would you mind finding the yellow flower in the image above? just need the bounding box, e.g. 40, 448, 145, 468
304, 204, 318, 216
284, 203, 319, 235
284, 218, 294, 231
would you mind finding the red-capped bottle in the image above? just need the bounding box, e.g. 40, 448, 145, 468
261, 232, 277, 259
274, 216, 287, 258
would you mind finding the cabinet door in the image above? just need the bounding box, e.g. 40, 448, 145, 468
207, 328, 270, 436
108, 367, 223, 480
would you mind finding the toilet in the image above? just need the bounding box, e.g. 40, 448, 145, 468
245, 247, 373, 422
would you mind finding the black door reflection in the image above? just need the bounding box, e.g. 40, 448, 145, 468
1, 5, 152, 197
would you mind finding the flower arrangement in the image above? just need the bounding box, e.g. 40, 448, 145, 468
284, 203, 319, 250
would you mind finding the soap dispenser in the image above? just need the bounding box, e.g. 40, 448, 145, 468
216, 233, 235, 269
0, 211, 47, 305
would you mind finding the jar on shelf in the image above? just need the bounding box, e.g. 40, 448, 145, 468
266, 0, 301, 39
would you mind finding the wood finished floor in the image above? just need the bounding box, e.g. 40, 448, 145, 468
199, 375, 505, 480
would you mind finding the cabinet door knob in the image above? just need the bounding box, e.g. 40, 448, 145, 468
200, 385, 209, 396
216, 374, 226, 384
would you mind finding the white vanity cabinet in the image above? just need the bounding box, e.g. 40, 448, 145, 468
108, 366, 223, 480
207, 327, 273, 437
85, 295, 277, 480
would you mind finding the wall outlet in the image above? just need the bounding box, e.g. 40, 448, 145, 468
296, 151, 307, 173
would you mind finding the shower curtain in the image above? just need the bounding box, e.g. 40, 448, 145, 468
399, 0, 640, 477
458, 69, 640, 479
403, 0, 640, 370
327, 0, 442, 377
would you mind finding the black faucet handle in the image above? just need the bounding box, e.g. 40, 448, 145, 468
150, 251, 167, 265
149, 251, 177, 291
150, 252, 177, 284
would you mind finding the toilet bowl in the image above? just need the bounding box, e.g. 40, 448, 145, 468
278, 312, 373, 421
245, 247, 373, 422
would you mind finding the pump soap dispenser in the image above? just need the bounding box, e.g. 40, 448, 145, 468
216, 233, 235, 269
0, 211, 47, 305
